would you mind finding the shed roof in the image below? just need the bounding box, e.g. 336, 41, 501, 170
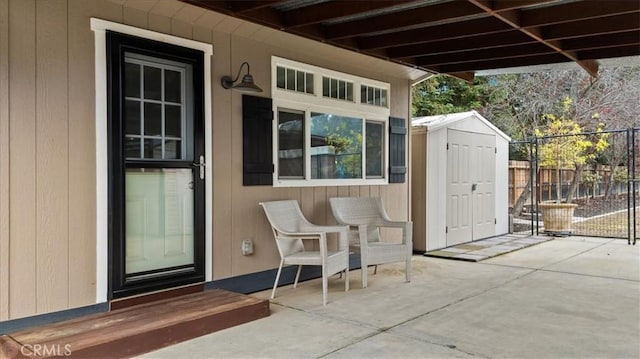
412, 110, 511, 142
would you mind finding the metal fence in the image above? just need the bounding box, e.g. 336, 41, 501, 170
509, 128, 638, 244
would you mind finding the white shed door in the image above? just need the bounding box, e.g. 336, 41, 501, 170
447, 130, 495, 246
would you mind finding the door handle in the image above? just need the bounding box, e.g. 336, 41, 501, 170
193, 155, 205, 180
472, 183, 477, 191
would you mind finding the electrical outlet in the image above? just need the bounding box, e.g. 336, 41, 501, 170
241, 239, 254, 256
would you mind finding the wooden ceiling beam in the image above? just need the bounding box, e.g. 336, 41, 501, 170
357, 17, 511, 50
491, 0, 558, 11
561, 31, 640, 52
467, 0, 600, 77
543, 13, 640, 40
435, 53, 570, 73
388, 30, 536, 58
578, 45, 640, 61
281, 0, 417, 29
226, 0, 282, 13
323, 1, 484, 40
521, 1, 640, 27
414, 43, 556, 67
448, 72, 476, 83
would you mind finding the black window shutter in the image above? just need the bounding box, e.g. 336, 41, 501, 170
243, 94, 274, 186
389, 116, 407, 183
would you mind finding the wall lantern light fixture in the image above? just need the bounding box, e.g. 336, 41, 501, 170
220, 61, 263, 93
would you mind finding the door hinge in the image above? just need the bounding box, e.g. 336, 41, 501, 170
495, 147, 497, 154
494, 218, 497, 224
446, 143, 449, 150
445, 226, 448, 233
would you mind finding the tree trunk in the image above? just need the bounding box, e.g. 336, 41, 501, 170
555, 167, 562, 202
566, 163, 584, 204
512, 176, 531, 217
512, 166, 541, 217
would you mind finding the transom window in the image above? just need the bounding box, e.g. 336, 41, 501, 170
361, 85, 388, 108
322, 76, 354, 102
272, 56, 391, 187
276, 65, 314, 94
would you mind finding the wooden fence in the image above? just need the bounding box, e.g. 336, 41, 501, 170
508, 161, 626, 206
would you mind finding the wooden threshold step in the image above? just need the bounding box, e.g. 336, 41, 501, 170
2, 289, 270, 358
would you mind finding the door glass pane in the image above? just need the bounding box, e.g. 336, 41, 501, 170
125, 137, 141, 159
278, 111, 304, 178
310, 112, 362, 179
144, 138, 163, 159
164, 140, 181, 160
164, 70, 182, 103
165, 105, 182, 138
144, 66, 162, 100
125, 100, 141, 135
366, 122, 384, 178
125, 168, 194, 275
125, 63, 141, 98
144, 103, 162, 136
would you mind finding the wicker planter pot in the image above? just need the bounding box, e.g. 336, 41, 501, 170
538, 203, 578, 236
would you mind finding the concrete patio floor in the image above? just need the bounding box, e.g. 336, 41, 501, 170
141, 236, 640, 359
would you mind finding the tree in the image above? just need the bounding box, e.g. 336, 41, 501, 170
412, 75, 495, 117
534, 99, 609, 203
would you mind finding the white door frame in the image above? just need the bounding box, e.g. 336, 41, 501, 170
91, 19, 213, 303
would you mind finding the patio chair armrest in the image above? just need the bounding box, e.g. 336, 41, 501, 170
299, 224, 349, 234
300, 225, 350, 249
380, 220, 410, 228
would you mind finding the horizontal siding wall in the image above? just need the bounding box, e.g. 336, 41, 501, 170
2, 0, 412, 320
2, 0, 125, 321
219, 35, 410, 279
0, 0, 9, 322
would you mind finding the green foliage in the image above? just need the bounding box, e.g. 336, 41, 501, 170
581, 171, 602, 187
612, 167, 629, 184
411, 75, 496, 117
326, 134, 352, 153
534, 98, 609, 168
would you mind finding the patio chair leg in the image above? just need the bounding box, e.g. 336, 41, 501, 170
373, 265, 378, 275
293, 265, 302, 288
322, 270, 328, 306
362, 264, 368, 288
345, 266, 349, 292
271, 261, 284, 299
406, 259, 411, 283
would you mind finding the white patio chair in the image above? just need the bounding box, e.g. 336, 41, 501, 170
259, 200, 349, 306
329, 197, 412, 288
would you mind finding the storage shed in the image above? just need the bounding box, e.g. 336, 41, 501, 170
411, 111, 511, 252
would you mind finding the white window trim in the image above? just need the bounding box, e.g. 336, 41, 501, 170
271, 57, 390, 187
91, 18, 213, 303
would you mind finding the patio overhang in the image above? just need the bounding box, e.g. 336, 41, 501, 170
180, 0, 640, 80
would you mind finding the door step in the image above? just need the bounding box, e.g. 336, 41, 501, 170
1, 289, 270, 358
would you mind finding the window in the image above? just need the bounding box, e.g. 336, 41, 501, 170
278, 110, 304, 178
322, 76, 354, 102
361, 85, 388, 107
272, 57, 391, 187
366, 121, 384, 178
276, 65, 314, 94
310, 113, 362, 179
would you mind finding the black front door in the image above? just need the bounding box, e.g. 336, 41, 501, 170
107, 31, 205, 298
